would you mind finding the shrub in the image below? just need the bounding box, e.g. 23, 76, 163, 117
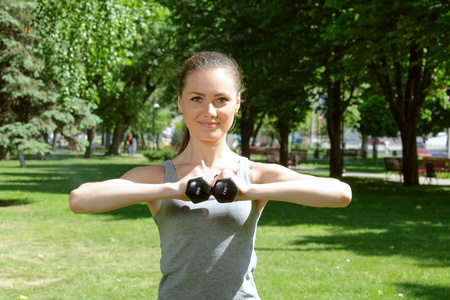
143, 149, 177, 162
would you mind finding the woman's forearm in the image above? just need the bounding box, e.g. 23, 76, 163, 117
69, 179, 179, 214
243, 178, 352, 207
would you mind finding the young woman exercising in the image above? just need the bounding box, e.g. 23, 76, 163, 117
69, 51, 352, 299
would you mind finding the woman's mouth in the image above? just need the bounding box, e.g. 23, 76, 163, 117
199, 121, 219, 128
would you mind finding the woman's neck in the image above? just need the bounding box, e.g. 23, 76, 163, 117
185, 139, 232, 164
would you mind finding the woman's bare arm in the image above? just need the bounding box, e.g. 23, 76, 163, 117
69, 165, 181, 214
234, 162, 352, 208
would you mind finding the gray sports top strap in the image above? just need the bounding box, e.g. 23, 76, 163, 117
162, 159, 178, 183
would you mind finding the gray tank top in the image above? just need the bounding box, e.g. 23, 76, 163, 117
155, 157, 261, 300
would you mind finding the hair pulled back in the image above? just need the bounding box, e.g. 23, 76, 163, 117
177, 51, 244, 154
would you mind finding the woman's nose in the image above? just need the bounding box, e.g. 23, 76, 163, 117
204, 102, 218, 117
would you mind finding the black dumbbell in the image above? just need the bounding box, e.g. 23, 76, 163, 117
185, 177, 212, 203
212, 178, 239, 203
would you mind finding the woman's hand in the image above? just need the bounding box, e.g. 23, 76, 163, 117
210, 167, 249, 202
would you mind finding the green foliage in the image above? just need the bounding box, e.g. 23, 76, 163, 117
143, 149, 177, 161
35, 0, 141, 101
418, 93, 450, 137
358, 94, 398, 138
0, 1, 61, 156
34, 0, 173, 156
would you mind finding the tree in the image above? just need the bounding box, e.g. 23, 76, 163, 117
337, 0, 450, 185
35, 0, 161, 158
0, 1, 96, 166
102, 3, 172, 155
358, 93, 398, 161
302, 1, 362, 177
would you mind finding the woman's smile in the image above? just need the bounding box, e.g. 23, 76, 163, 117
198, 121, 220, 128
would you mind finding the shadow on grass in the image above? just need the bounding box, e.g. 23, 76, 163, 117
0, 159, 146, 194
259, 177, 450, 267
97, 203, 153, 220
0, 198, 31, 207
395, 282, 450, 299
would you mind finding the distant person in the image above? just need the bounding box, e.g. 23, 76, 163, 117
128, 134, 137, 156
384, 140, 390, 154
69, 51, 352, 299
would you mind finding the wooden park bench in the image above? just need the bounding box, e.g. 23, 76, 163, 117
418, 157, 450, 178
343, 149, 358, 159
324, 149, 359, 159
384, 157, 403, 182
265, 148, 300, 167
250, 146, 270, 156
290, 149, 308, 165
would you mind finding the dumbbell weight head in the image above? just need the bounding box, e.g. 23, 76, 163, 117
185, 177, 212, 203
212, 178, 239, 203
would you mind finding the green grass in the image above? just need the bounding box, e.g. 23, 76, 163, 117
1, 153, 449, 299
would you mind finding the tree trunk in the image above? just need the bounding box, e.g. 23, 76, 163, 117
104, 130, 112, 149
156, 133, 160, 150
0, 147, 11, 161
400, 126, 419, 186
105, 126, 127, 156
327, 81, 345, 178
327, 118, 343, 177
361, 134, 368, 159
447, 128, 450, 159
239, 108, 255, 158
84, 126, 96, 159
372, 137, 378, 160
251, 112, 266, 146
372, 137, 379, 169
52, 129, 58, 152
18, 150, 26, 168
140, 132, 147, 150
278, 121, 290, 167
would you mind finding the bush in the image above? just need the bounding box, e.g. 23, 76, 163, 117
143, 149, 177, 162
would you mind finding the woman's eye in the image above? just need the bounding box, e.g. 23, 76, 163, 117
217, 98, 229, 104
191, 97, 202, 102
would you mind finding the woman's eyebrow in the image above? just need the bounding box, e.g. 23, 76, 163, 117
188, 91, 231, 97
189, 91, 205, 96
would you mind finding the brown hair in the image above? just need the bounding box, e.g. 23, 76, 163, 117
177, 51, 244, 154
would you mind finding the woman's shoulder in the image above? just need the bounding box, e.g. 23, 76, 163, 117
120, 164, 166, 184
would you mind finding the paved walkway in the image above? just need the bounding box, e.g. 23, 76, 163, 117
295, 167, 450, 186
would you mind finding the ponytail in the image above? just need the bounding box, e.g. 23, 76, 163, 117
178, 126, 190, 154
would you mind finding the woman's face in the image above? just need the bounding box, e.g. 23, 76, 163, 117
178, 68, 240, 144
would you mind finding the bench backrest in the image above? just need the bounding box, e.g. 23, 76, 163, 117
384, 157, 402, 171
421, 157, 450, 171
290, 149, 308, 157
265, 148, 279, 163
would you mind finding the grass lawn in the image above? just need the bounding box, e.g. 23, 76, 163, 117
0, 153, 449, 299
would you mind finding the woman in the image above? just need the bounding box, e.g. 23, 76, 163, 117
69, 51, 352, 299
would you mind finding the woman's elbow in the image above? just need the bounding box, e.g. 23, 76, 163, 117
69, 189, 87, 214
338, 183, 352, 207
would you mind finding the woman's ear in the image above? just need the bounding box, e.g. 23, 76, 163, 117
235, 93, 241, 114
177, 94, 183, 115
